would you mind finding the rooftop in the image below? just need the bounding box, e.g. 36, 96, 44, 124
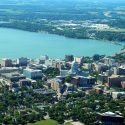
99, 111, 123, 118
24, 68, 42, 72
119, 65, 125, 69
1, 73, 25, 79
0, 67, 18, 70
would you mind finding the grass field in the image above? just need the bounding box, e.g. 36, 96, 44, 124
28, 119, 72, 125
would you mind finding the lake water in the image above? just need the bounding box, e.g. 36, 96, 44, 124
0, 28, 122, 59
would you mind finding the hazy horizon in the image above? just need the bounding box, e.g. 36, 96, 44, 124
0, 0, 125, 4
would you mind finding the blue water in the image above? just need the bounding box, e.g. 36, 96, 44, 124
0, 28, 122, 59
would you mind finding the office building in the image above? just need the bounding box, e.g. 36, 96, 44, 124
1, 73, 26, 83
20, 79, 32, 88
96, 112, 124, 125
17, 57, 28, 66
0, 67, 19, 74
23, 68, 42, 80
71, 76, 96, 88
65, 55, 74, 62
108, 75, 125, 88
117, 65, 125, 75
79, 76, 96, 87
0, 58, 12, 67
39, 55, 49, 64
49, 78, 64, 93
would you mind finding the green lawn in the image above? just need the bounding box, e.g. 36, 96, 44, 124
28, 119, 72, 125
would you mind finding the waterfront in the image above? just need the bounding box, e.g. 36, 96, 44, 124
0, 28, 122, 58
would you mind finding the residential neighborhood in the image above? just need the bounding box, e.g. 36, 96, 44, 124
0, 53, 125, 125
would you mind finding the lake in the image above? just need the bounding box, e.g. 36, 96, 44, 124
0, 28, 122, 59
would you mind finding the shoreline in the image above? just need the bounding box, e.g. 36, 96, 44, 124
0, 27, 122, 59
0, 26, 124, 46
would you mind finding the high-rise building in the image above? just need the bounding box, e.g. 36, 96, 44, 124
0, 58, 12, 67
17, 57, 28, 66
65, 55, 74, 62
